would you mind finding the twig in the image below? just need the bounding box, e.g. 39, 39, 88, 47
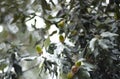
23, 64, 39, 73
81, 42, 89, 57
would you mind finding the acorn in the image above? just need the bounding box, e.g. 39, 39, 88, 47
57, 20, 65, 28
75, 61, 81, 67
59, 35, 65, 43
67, 72, 74, 79
35, 45, 43, 55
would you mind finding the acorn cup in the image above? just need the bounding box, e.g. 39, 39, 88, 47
71, 65, 79, 74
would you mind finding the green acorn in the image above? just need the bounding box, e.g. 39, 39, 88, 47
75, 61, 81, 67
67, 72, 74, 79
35, 45, 43, 55
57, 20, 65, 28
59, 35, 65, 43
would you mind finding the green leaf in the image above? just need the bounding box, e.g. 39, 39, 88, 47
44, 18, 52, 30
44, 37, 50, 49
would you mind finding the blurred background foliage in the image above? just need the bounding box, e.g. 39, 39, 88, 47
0, 0, 120, 79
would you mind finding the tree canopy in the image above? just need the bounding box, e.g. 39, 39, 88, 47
0, 0, 120, 79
